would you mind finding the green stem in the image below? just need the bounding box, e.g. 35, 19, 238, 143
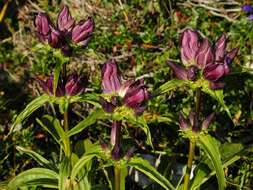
114, 164, 121, 190
63, 108, 71, 157
183, 140, 196, 190
183, 88, 201, 190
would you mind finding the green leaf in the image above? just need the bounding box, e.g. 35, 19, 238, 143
127, 157, 175, 190
36, 115, 70, 155
9, 94, 50, 134
201, 87, 231, 119
197, 133, 226, 190
59, 157, 72, 190
136, 116, 153, 148
71, 145, 102, 181
16, 146, 57, 171
67, 109, 109, 137
8, 168, 59, 190
190, 154, 241, 190
155, 79, 190, 95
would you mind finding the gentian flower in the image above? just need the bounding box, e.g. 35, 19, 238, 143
168, 29, 238, 89
37, 74, 84, 97
178, 111, 214, 132
34, 5, 94, 55
101, 60, 149, 115
71, 18, 94, 47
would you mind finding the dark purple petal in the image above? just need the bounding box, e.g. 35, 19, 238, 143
180, 29, 200, 66
34, 13, 51, 36
209, 81, 225, 90
100, 97, 116, 113
196, 38, 214, 69
167, 61, 188, 80
214, 34, 227, 62
48, 25, 62, 48
242, 4, 253, 13
178, 112, 189, 130
71, 17, 94, 47
202, 113, 214, 130
57, 5, 75, 33
65, 74, 84, 96
187, 66, 198, 80
204, 64, 225, 81
123, 79, 149, 112
36, 75, 64, 96
101, 60, 122, 94
225, 48, 238, 64
189, 111, 195, 127
111, 145, 120, 161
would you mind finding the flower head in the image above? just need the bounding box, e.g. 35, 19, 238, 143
57, 5, 75, 34
101, 60, 149, 115
168, 29, 238, 89
71, 18, 94, 47
37, 74, 84, 97
34, 5, 94, 55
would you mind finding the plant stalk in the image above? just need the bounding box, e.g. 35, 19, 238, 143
63, 108, 71, 157
114, 164, 121, 190
183, 140, 196, 190
183, 88, 201, 190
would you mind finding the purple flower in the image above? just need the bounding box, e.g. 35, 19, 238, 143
65, 74, 84, 96
168, 29, 238, 90
101, 60, 149, 115
242, 4, 253, 13
57, 5, 75, 34
34, 5, 94, 54
71, 18, 94, 47
101, 59, 121, 94
180, 29, 200, 66
248, 14, 253, 20
123, 79, 149, 115
37, 74, 84, 96
36, 75, 64, 97
178, 111, 214, 132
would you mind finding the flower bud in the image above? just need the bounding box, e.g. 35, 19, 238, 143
101, 60, 121, 94
180, 29, 200, 66
123, 79, 149, 115
167, 61, 189, 80
71, 17, 94, 47
202, 113, 214, 130
48, 25, 62, 48
204, 63, 226, 82
100, 97, 117, 113
65, 74, 84, 96
178, 112, 189, 130
214, 34, 227, 62
34, 13, 51, 42
57, 5, 75, 34
196, 38, 213, 69
225, 48, 238, 65
37, 75, 64, 97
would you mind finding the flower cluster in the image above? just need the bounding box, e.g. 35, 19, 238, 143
34, 5, 94, 56
101, 60, 149, 115
37, 74, 84, 97
179, 111, 214, 133
242, 4, 253, 20
168, 29, 238, 89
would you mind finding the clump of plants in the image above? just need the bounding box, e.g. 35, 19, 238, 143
3, 3, 251, 190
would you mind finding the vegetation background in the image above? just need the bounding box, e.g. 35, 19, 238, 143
0, 0, 252, 189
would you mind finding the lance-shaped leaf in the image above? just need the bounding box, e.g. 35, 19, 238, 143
127, 157, 175, 190
197, 133, 226, 190
67, 109, 109, 137
9, 94, 50, 135
154, 79, 190, 95
8, 168, 59, 190
16, 146, 57, 171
